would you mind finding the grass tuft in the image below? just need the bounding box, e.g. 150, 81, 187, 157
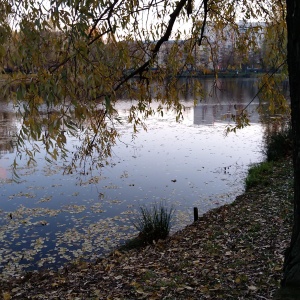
265, 124, 293, 162
246, 121, 293, 191
133, 202, 175, 245
245, 161, 273, 190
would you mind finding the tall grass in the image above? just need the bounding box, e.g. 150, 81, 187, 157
245, 122, 292, 190
133, 202, 175, 245
245, 161, 273, 190
265, 123, 293, 161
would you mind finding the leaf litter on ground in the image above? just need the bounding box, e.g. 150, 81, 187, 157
0, 158, 293, 299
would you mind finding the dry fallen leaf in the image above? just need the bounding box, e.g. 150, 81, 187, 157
2, 292, 11, 300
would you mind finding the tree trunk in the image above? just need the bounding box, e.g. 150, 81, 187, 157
282, 0, 300, 286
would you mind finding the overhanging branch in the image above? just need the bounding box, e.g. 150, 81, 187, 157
113, 0, 189, 92
198, 0, 208, 47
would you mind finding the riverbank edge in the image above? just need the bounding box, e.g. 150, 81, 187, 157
0, 157, 294, 299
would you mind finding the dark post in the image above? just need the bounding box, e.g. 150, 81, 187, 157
193, 207, 198, 222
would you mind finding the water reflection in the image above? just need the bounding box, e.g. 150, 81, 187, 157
0, 78, 279, 276
193, 78, 260, 125
0, 107, 17, 155
0, 100, 19, 179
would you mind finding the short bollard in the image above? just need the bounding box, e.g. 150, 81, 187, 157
194, 207, 198, 222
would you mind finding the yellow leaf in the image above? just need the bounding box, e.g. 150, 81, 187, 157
93, 290, 101, 297
235, 277, 241, 284
51, 282, 59, 287
34, 96, 44, 104
130, 281, 140, 287
105, 263, 114, 271
3, 292, 11, 300
136, 288, 150, 296
113, 250, 122, 257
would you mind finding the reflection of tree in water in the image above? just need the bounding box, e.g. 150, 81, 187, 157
0, 106, 19, 179
189, 78, 290, 130
0, 110, 18, 155
193, 78, 261, 125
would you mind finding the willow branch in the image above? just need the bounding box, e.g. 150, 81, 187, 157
198, 0, 208, 46
88, 0, 120, 39
241, 60, 287, 113
113, 0, 189, 92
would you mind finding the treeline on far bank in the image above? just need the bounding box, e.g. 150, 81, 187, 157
2, 64, 285, 80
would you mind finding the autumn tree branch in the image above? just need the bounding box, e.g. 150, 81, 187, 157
241, 60, 287, 113
113, 0, 189, 92
198, 0, 208, 47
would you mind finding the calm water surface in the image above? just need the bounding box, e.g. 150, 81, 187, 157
0, 78, 265, 276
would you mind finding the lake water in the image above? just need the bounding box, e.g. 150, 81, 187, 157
0, 78, 266, 277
